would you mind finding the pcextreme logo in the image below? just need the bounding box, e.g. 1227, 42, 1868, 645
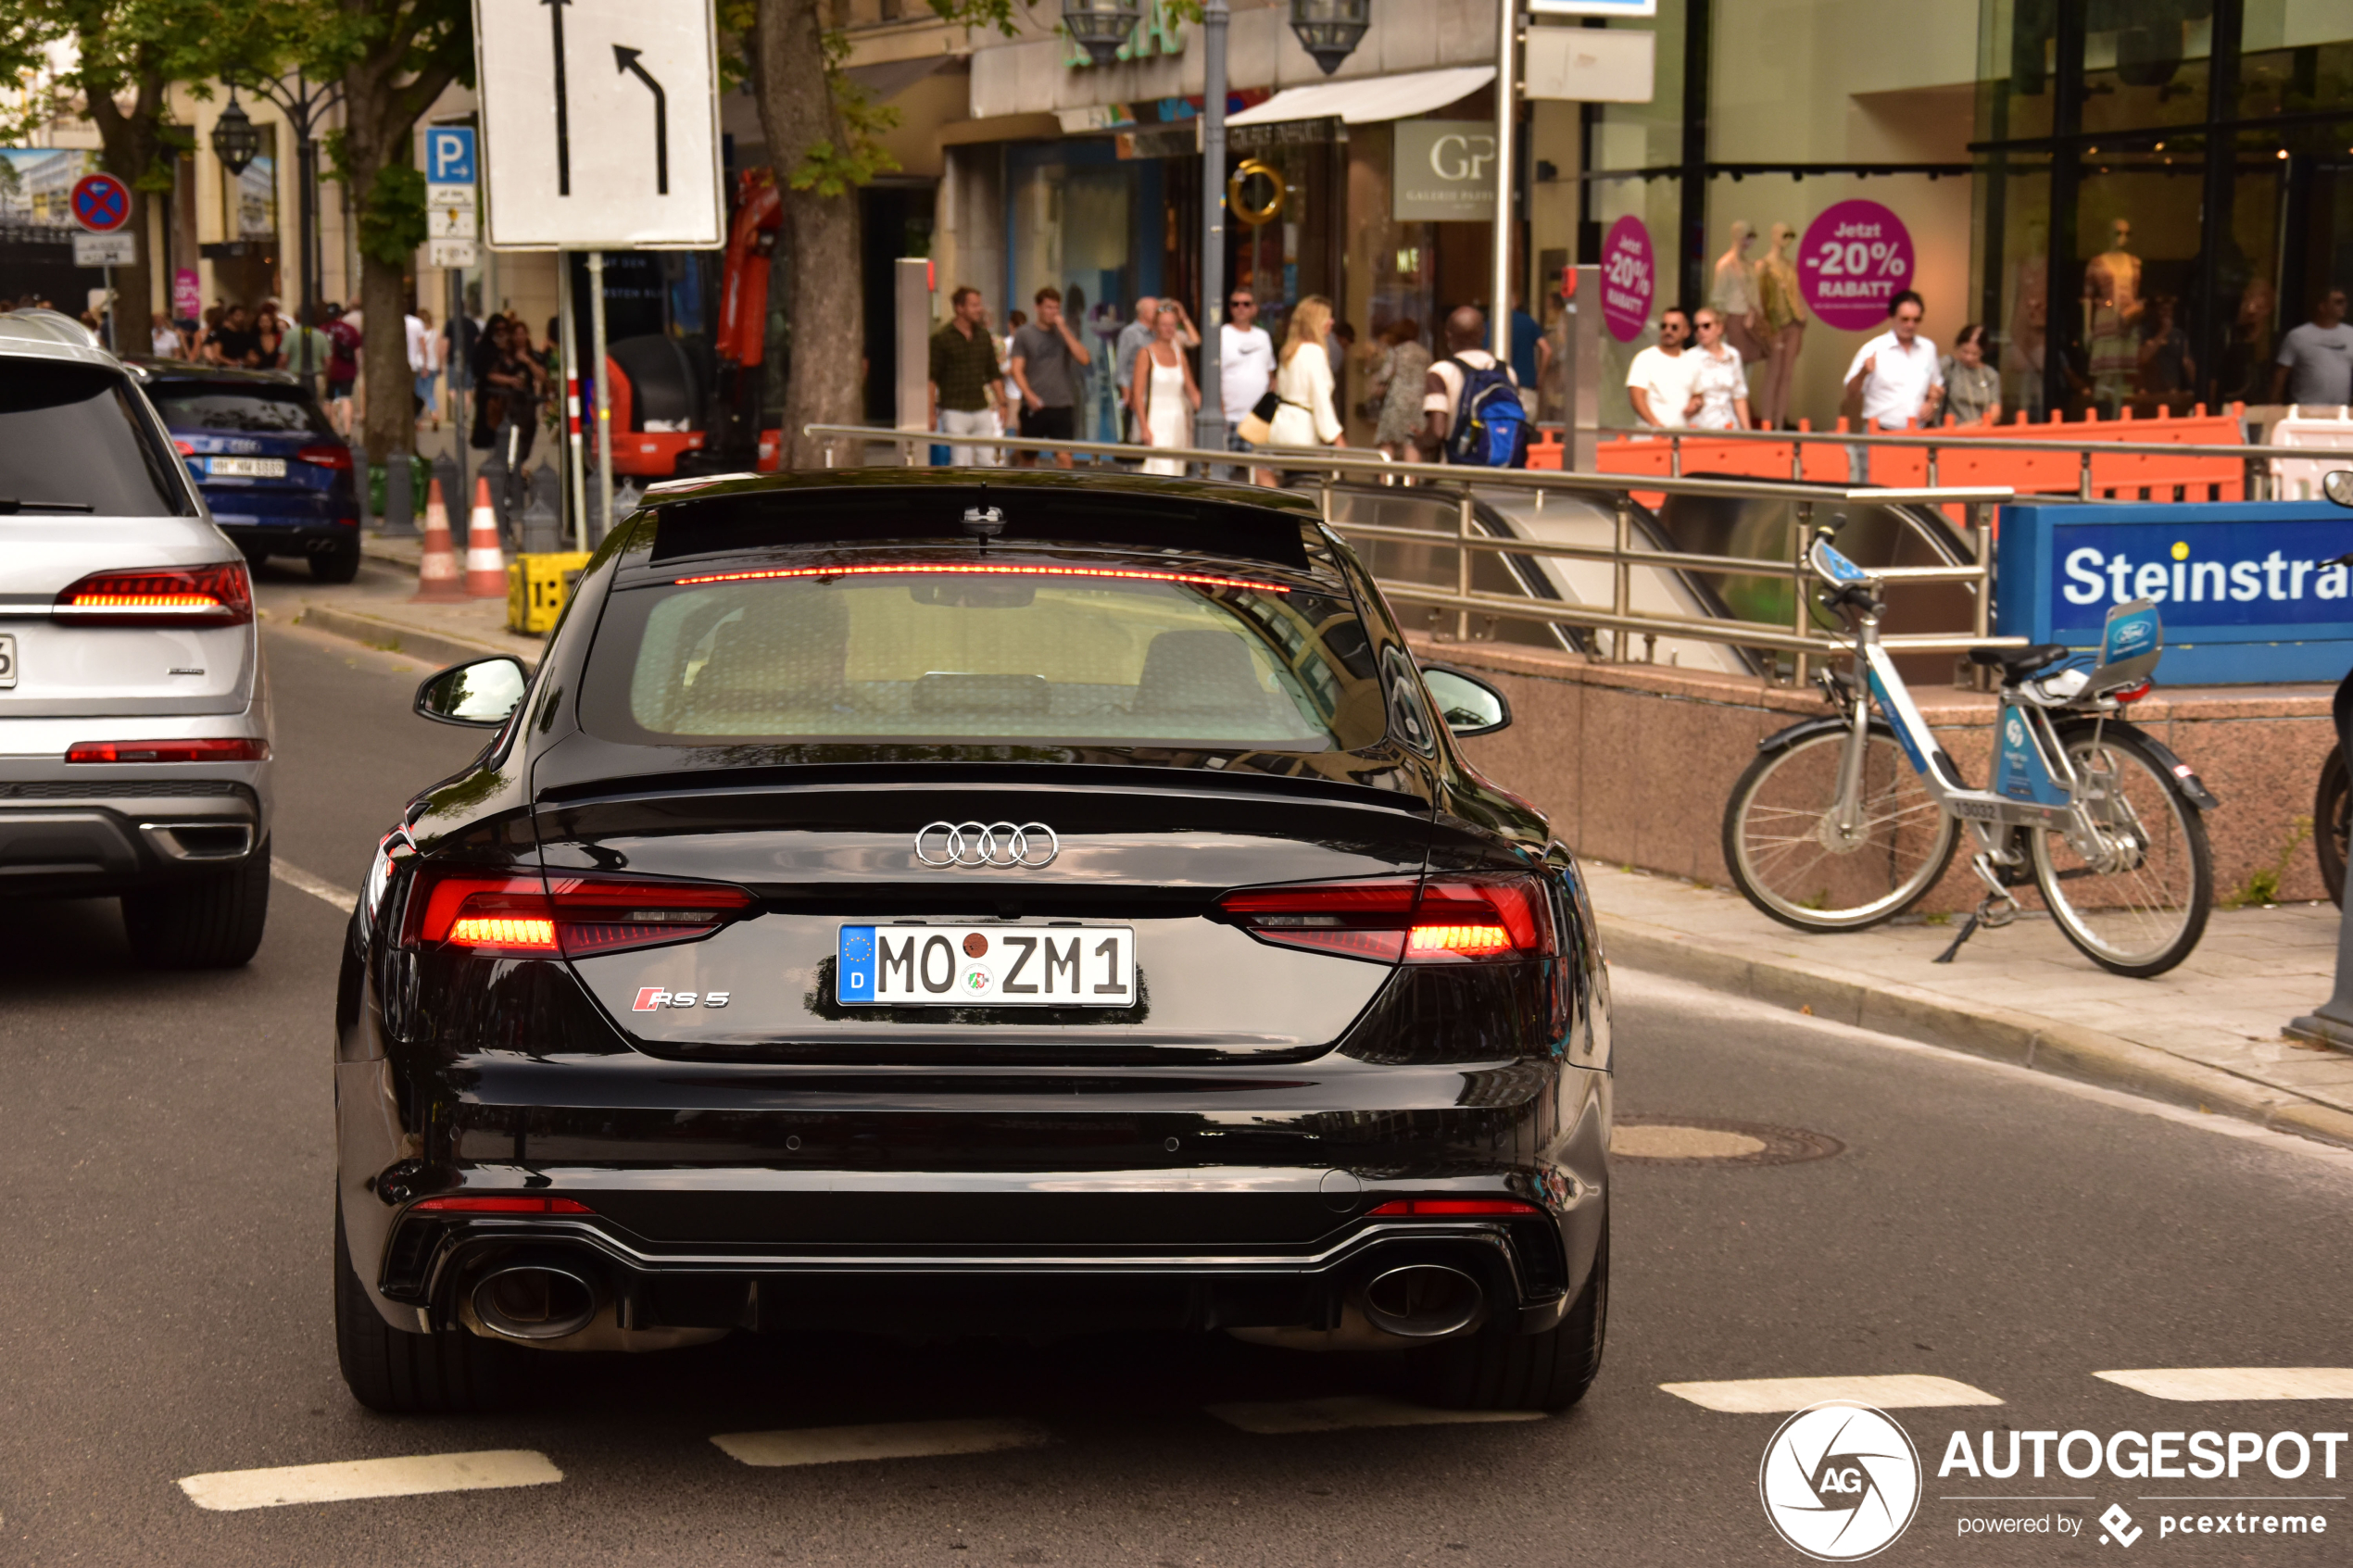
1759, 1401, 1922, 1561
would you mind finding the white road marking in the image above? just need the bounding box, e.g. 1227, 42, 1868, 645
711, 1418, 1054, 1468
2095, 1367, 2353, 1402
1659, 1374, 2005, 1413
176, 1449, 562, 1511
272, 860, 356, 910
1203, 1395, 1546, 1435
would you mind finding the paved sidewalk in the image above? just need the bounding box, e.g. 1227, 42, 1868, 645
1590, 864, 2353, 1148
262, 528, 546, 670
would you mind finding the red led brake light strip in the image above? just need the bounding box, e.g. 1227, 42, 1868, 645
671, 562, 1290, 594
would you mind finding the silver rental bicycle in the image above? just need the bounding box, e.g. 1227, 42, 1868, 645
1721, 523, 2219, 977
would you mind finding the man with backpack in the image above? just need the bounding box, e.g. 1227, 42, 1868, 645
1416, 306, 1530, 468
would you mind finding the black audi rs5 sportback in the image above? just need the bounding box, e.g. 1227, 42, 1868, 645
334, 468, 1612, 1414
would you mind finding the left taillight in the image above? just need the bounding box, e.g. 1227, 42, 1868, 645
403, 869, 758, 958
53, 561, 252, 628
1217, 874, 1553, 965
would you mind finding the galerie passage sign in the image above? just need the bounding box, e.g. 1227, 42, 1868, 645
1799, 200, 1915, 331
1600, 216, 1655, 343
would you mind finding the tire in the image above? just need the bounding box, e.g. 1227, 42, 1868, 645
2317, 744, 2347, 909
335, 1200, 519, 1414
2032, 723, 2214, 978
1414, 1220, 1607, 1412
309, 534, 363, 584
120, 840, 271, 969
1722, 721, 1958, 932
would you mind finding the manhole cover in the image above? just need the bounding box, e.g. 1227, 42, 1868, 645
1610, 1115, 1843, 1166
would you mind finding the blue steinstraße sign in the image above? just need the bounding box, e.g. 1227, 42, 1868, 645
1997, 500, 2353, 684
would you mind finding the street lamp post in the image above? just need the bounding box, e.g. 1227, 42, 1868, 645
1489, 0, 1516, 363
219, 70, 345, 398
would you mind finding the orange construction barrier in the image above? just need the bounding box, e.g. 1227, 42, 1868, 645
465, 476, 508, 598
410, 478, 467, 604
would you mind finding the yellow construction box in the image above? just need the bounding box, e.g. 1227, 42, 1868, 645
506, 551, 594, 636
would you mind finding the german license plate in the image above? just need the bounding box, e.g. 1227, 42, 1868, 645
0, 632, 14, 689
837, 924, 1136, 1008
207, 456, 285, 478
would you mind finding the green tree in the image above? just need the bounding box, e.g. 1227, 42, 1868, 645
0, 1, 263, 343
290, 0, 472, 464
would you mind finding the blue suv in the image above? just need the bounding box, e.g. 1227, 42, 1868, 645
134, 363, 362, 583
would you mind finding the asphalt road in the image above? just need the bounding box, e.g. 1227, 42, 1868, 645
2, 602, 2348, 1565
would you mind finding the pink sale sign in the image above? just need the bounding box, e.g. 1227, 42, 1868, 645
1599, 217, 1655, 344
1798, 200, 1916, 331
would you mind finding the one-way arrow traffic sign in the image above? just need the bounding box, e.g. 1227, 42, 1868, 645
473, 0, 719, 249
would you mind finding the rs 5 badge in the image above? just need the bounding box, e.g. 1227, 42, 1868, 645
634, 987, 729, 1011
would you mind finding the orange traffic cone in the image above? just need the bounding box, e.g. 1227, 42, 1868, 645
465, 476, 508, 598
409, 478, 467, 603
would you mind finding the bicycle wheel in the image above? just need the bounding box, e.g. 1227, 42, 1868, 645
2315, 743, 2347, 909
2031, 723, 2212, 978
1723, 721, 1958, 931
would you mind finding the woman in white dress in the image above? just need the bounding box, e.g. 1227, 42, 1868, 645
1127, 304, 1201, 476
1264, 295, 1346, 466
1688, 307, 1753, 431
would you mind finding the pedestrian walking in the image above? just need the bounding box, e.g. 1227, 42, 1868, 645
1114, 295, 1158, 443
2271, 287, 2352, 409
1842, 288, 1943, 480
1942, 323, 2001, 426
323, 304, 362, 437
1009, 286, 1091, 469
1417, 306, 1528, 467
407, 307, 440, 431
148, 311, 182, 359
1220, 287, 1277, 483
1000, 308, 1026, 434
1687, 308, 1753, 431
1626, 308, 1700, 429
1265, 295, 1346, 474
1371, 319, 1432, 461
1128, 303, 1202, 477
282, 304, 334, 393
928, 284, 1006, 467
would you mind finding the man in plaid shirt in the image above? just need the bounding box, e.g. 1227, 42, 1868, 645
928, 285, 1007, 467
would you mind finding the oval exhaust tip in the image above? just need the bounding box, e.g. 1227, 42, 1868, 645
472, 1261, 602, 1341
1357, 1262, 1483, 1338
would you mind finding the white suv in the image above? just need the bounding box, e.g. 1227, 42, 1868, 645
0, 310, 272, 967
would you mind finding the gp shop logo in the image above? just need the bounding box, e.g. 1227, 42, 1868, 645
1759, 1401, 1922, 1561
914, 821, 1059, 869
633, 987, 730, 1011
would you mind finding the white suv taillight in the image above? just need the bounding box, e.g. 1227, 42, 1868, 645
52, 562, 253, 628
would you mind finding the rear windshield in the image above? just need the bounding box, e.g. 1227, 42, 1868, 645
580, 562, 1385, 751
0, 360, 191, 517
148, 381, 335, 438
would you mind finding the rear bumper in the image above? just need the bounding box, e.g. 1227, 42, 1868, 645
334, 1051, 1611, 1343
0, 783, 262, 894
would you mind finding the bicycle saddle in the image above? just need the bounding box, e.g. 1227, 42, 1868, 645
1968, 643, 2071, 683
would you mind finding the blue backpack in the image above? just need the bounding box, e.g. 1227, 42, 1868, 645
1443, 356, 1530, 468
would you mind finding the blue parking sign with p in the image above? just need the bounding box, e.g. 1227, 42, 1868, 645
426, 127, 475, 185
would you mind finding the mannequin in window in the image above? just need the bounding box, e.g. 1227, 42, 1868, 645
1755, 220, 1806, 430
1712, 220, 1766, 369
2083, 219, 2143, 413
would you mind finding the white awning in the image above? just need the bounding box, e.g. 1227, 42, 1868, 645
1225, 65, 1496, 128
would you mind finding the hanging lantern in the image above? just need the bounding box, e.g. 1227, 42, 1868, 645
1290, 0, 1370, 77
1062, 0, 1141, 68
210, 90, 261, 178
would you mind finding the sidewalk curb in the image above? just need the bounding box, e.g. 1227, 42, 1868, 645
291, 602, 537, 674
1598, 913, 2353, 1152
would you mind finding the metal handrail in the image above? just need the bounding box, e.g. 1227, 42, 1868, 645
797, 423, 2025, 675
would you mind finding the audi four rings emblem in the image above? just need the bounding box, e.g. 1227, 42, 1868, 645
915, 821, 1060, 868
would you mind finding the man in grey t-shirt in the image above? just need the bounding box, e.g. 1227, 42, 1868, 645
2271, 288, 2353, 408
1009, 285, 1093, 468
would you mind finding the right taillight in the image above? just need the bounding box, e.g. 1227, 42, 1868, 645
402, 867, 758, 957
1218, 874, 1553, 964
296, 443, 355, 470
53, 562, 253, 628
